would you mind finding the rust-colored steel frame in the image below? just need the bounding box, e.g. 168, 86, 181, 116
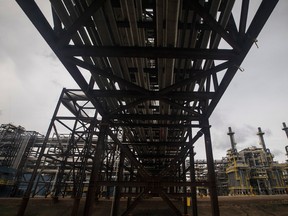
15, 0, 278, 215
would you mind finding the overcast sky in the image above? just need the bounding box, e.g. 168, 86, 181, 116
0, 1, 288, 162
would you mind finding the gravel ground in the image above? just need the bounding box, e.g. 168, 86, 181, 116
0, 195, 288, 216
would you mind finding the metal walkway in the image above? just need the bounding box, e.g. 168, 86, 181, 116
15, 0, 278, 215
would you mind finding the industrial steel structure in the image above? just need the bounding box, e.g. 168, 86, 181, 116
12, 0, 279, 215
1, 121, 288, 214
225, 126, 288, 196
0, 124, 44, 197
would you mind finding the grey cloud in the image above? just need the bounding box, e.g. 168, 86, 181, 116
271, 149, 285, 159
51, 79, 62, 88
234, 124, 255, 144
211, 124, 258, 152
264, 128, 272, 137
214, 138, 231, 151
41, 50, 58, 62
211, 128, 232, 151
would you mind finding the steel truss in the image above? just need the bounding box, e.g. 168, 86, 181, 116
0, 124, 44, 196
15, 0, 278, 215
0, 124, 26, 168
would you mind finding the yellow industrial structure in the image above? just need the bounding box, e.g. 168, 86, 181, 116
225, 127, 288, 195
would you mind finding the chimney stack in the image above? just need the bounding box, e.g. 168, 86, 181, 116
257, 127, 267, 152
282, 122, 288, 158
227, 127, 237, 153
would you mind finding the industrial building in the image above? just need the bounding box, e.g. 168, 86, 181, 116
224, 126, 288, 196
0, 124, 44, 196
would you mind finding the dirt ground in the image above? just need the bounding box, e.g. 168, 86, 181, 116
0, 195, 288, 216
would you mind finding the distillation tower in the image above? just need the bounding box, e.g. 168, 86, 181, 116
225, 126, 287, 195
225, 127, 250, 195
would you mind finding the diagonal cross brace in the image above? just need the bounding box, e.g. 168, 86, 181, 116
55, 0, 107, 45
106, 127, 151, 178
158, 129, 204, 177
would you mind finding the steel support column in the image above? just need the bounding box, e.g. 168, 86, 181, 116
71, 116, 98, 216
16, 89, 65, 216
126, 164, 134, 208
52, 115, 81, 201
182, 161, 188, 215
202, 119, 219, 216
110, 150, 124, 216
84, 122, 108, 216
190, 146, 198, 216
14, 0, 279, 215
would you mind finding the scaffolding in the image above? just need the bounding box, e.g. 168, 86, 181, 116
1, 119, 288, 214
0, 124, 26, 168
0, 124, 44, 196
282, 123, 288, 191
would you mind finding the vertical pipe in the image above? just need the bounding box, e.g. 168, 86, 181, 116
127, 164, 134, 208
17, 88, 66, 216
182, 161, 188, 215
189, 131, 198, 216
110, 150, 124, 216
11, 132, 38, 197
202, 119, 219, 216
190, 150, 198, 216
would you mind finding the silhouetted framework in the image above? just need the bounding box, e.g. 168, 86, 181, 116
15, 0, 278, 215
0, 124, 44, 197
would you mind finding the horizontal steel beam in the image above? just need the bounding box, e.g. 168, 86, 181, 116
122, 141, 189, 146
112, 123, 200, 128
62, 46, 237, 60
109, 114, 201, 121
136, 154, 176, 159
116, 20, 210, 30
120, 192, 201, 198
95, 180, 208, 187
92, 90, 214, 100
